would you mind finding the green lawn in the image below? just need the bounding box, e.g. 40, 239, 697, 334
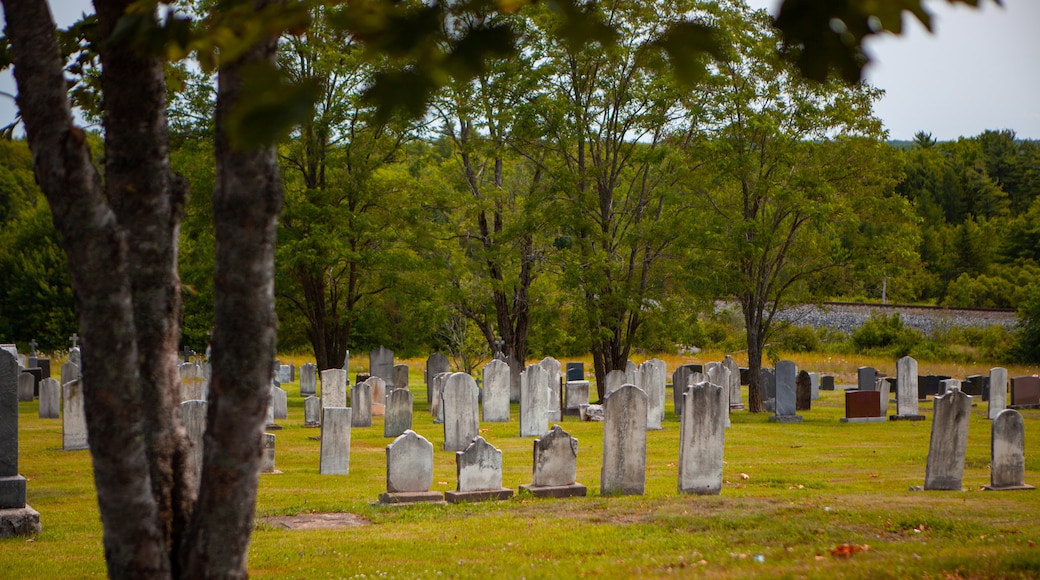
5, 357, 1040, 578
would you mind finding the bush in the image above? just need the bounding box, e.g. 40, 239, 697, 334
851, 313, 922, 357
775, 324, 820, 353
1014, 285, 1040, 363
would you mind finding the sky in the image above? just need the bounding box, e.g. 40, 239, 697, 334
1, 0, 1038, 141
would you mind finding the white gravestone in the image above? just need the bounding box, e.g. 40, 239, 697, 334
678, 382, 726, 495
384, 388, 413, 438
320, 407, 352, 475
442, 373, 480, 452
320, 369, 347, 409
600, 384, 648, 496
520, 364, 549, 437
481, 359, 510, 422
539, 357, 562, 422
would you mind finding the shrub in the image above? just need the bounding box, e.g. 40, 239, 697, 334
851, 313, 922, 356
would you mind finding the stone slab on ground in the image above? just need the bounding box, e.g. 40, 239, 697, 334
518, 483, 588, 499
0, 505, 40, 538
376, 491, 444, 505
444, 488, 514, 504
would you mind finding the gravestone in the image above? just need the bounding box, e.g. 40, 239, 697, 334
769, 361, 802, 423
379, 430, 442, 504
988, 367, 1008, 420
1010, 376, 1040, 408
38, 378, 60, 419
760, 368, 776, 402
68, 346, 81, 366
808, 372, 820, 401
962, 375, 986, 398
539, 357, 562, 422
520, 364, 549, 437
705, 363, 732, 427
919, 375, 948, 399
600, 384, 648, 496
795, 370, 811, 411
272, 385, 288, 420
16, 373, 34, 402
923, 388, 972, 491
431, 372, 451, 424
369, 346, 395, 387
320, 369, 347, 409
180, 400, 207, 489
445, 436, 513, 503
891, 356, 924, 421
671, 364, 701, 416
1, 349, 41, 537
723, 355, 742, 410
22, 368, 41, 396
261, 433, 278, 474
940, 378, 961, 395
985, 409, 1033, 491
841, 390, 885, 422
820, 375, 835, 391
299, 363, 317, 396
351, 381, 373, 428
877, 378, 891, 417
278, 364, 293, 384
342, 350, 349, 373
392, 364, 409, 392
638, 359, 666, 430
304, 395, 321, 427
678, 382, 726, 495
264, 385, 279, 431
384, 388, 413, 438
519, 425, 587, 498
625, 360, 637, 385
857, 367, 878, 391
320, 407, 352, 475
180, 362, 205, 402
564, 378, 590, 416
442, 373, 480, 451
426, 353, 450, 404
603, 369, 628, 398
367, 376, 387, 416
481, 359, 510, 422
62, 379, 88, 450
566, 362, 584, 382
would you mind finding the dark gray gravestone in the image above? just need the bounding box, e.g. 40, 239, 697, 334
671, 364, 701, 417
760, 368, 776, 401
795, 371, 811, 411
16, 373, 34, 402
601, 385, 647, 496
962, 375, 988, 398
520, 425, 586, 498
923, 389, 972, 491
678, 382, 726, 495
384, 388, 413, 438
770, 361, 802, 423
566, 362, 584, 382
392, 364, 409, 392
820, 375, 835, 391
985, 409, 1033, 491
857, 366, 878, 391
0, 349, 41, 537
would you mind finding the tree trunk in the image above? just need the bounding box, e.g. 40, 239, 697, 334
744, 295, 765, 413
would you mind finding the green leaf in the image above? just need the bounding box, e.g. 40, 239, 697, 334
225, 62, 319, 148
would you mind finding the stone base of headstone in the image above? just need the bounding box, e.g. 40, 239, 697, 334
266, 423, 283, 430
729, 404, 745, 410
0, 505, 41, 538
305, 421, 321, 428
983, 483, 1034, 492
0, 475, 27, 507
518, 483, 588, 499
768, 415, 802, 423
377, 491, 444, 505
888, 414, 926, 421
1010, 404, 1040, 410
444, 488, 514, 504
840, 417, 887, 423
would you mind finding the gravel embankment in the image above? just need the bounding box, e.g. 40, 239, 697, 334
772, 303, 1018, 335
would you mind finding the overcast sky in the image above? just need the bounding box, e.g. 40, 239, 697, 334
2, 0, 1037, 141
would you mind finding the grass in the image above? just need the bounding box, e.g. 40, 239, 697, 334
4, 353, 1040, 578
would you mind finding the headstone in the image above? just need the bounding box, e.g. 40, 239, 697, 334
342, 350, 349, 373
278, 364, 292, 384
379, 430, 442, 504
16, 373, 33, 402
919, 375, 948, 399
300, 362, 317, 396
988, 367, 1008, 420
705, 362, 732, 427
820, 375, 835, 391
180, 400, 207, 488
355, 372, 370, 387
808, 372, 820, 401
68, 346, 81, 366
841, 390, 885, 422
857, 366, 878, 391
923, 388, 972, 491
261, 433, 278, 474
304, 395, 320, 427
369, 346, 395, 387
519, 425, 587, 498
638, 359, 666, 430
795, 371, 811, 411
678, 381, 726, 495
1010, 376, 1040, 408
600, 384, 648, 496
38, 378, 59, 419
520, 364, 549, 437
351, 381, 373, 427
962, 375, 987, 397
564, 379, 590, 416
445, 436, 513, 503
431, 372, 451, 424
769, 361, 802, 423
603, 369, 627, 398
671, 364, 700, 416
891, 356, 924, 421
367, 376, 387, 416
392, 364, 409, 392
940, 378, 961, 395
481, 359, 510, 422
320, 369, 347, 409
384, 388, 413, 438
723, 355, 742, 410
0, 349, 41, 537
985, 409, 1033, 491
271, 385, 288, 420
320, 407, 352, 475
539, 357, 562, 422
426, 353, 450, 404
62, 379, 88, 450
264, 385, 279, 431
625, 360, 637, 385
878, 378, 891, 417
442, 372, 480, 451
565, 362, 584, 382
760, 368, 776, 401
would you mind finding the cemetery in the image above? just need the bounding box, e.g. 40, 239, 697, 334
2, 344, 1039, 578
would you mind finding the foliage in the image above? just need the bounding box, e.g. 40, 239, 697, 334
1015, 284, 1040, 363
850, 313, 922, 357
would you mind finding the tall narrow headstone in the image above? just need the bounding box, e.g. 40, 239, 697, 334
342, 349, 350, 373
809, 372, 820, 401
16, 373, 34, 402
672, 364, 699, 416
445, 436, 513, 503
760, 368, 776, 402
180, 400, 207, 489
0, 349, 41, 536
988, 367, 1008, 420
443, 373, 480, 451
923, 388, 972, 491
320, 407, 352, 475
351, 381, 373, 427
431, 372, 450, 424
795, 370, 811, 411
299, 362, 317, 396
519, 425, 587, 498
384, 388, 413, 438
705, 362, 732, 427
272, 385, 288, 420
891, 356, 924, 421
261, 433, 278, 474
985, 409, 1033, 491
678, 382, 726, 495
320, 369, 347, 409
278, 364, 293, 384
600, 385, 648, 496
603, 369, 627, 398
62, 378, 88, 450
304, 395, 320, 426
625, 361, 637, 385
539, 357, 562, 422
769, 360, 802, 423
723, 355, 742, 410
392, 364, 409, 392
426, 353, 450, 404
638, 360, 665, 430
368, 376, 387, 416
520, 364, 549, 437
60, 361, 80, 391
379, 430, 442, 504
38, 378, 59, 419
369, 346, 395, 387
481, 359, 510, 422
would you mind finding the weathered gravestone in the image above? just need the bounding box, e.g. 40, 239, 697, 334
539, 357, 563, 422
68, 346, 80, 366
678, 382, 726, 495
985, 409, 1033, 491
38, 378, 59, 419
940, 378, 961, 396
299, 362, 317, 396
442, 373, 480, 452
769, 361, 802, 423
180, 400, 206, 489
272, 385, 288, 420
671, 364, 701, 417
520, 364, 549, 437
369, 346, 395, 388
625, 360, 638, 385
264, 385, 280, 431
705, 362, 732, 427
795, 370, 812, 411
564, 376, 590, 417
923, 388, 972, 491
304, 395, 321, 427
320, 407, 352, 475
723, 355, 742, 410
351, 381, 373, 428
60, 361, 79, 391
392, 364, 409, 392
261, 433, 279, 474
809, 372, 820, 401
638, 359, 666, 430
519, 425, 586, 498
62, 378, 88, 450
760, 368, 776, 405
16, 373, 33, 402
431, 372, 450, 424
1, 349, 41, 538
603, 369, 628, 399
988, 367, 1008, 420
320, 369, 347, 409
600, 385, 648, 496
426, 353, 450, 404
891, 356, 925, 421
841, 390, 885, 422
278, 364, 293, 384
481, 359, 510, 423
445, 436, 513, 503
1010, 376, 1040, 408
384, 388, 413, 438
379, 430, 442, 504
366, 376, 387, 416
342, 350, 349, 373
